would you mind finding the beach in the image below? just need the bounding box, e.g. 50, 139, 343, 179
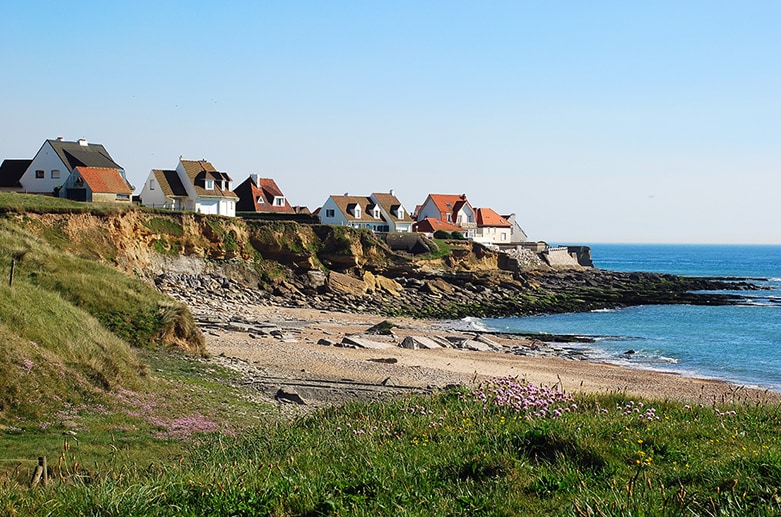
201, 304, 781, 408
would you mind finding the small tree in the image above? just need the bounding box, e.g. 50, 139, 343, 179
450, 231, 464, 240
433, 230, 451, 240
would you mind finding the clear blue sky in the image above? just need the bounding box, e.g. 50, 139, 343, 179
2, 1, 779, 244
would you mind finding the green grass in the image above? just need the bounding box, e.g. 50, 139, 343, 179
0, 192, 131, 215
419, 238, 454, 260
2, 377, 780, 516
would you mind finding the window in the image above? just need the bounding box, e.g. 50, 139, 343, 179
354, 206, 361, 218
396, 207, 404, 218
51, 169, 60, 179
501, 233, 507, 241
35, 170, 44, 179
325, 209, 335, 218
273, 196, 285, 206
446, 214, 452, 222
204, 179, 214, 190
149, 179, 156, 190
372, 207, 380, 218
257, 196, 265, 204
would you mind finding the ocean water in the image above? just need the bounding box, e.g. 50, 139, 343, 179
480, 244, 781, 392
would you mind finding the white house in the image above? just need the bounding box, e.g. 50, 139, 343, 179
473, 207, 512, 245
415, 193, 476, 238
318, 191, 413, 232
503, 213, 528, 243
139, 158, 237, 216
19, 138, 125, 195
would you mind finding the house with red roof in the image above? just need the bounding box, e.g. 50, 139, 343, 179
413, 217, 465, 236
61, 166, 133, 203
318, 191, 413, 233
234, 175, 294, 214
473, 207, 512, 245
415, 193, 477, 238
139, 158, 237, 216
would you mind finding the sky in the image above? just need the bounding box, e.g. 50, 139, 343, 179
2, 1, 779, 244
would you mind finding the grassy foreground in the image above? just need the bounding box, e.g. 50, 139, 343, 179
2, 375, 780, 516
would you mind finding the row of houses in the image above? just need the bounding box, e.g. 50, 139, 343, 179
0, 137, 527, 246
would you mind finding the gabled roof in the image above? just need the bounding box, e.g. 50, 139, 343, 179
47, 139, 122, 171
426, 194, 473, 219
235, 176, 293, 213
371, 192, 413, 222
414, 217, 464, 234
0, 159, 32, 188
152, 169, 189, 197
475, 207, 511, 228
179, 159, 238, 199
329, 195, 385, 222
73, 167, 133, 195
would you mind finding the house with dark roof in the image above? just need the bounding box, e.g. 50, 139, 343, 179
318, 191, 413, 233
139, 158, 237, 216
61, 166, 133, 203
18, 138, 126, 195
0, 159, 32, 192
415, 193, 477, 238
234, 175, 294, 213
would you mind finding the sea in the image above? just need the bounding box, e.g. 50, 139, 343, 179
476, 244, 781, 392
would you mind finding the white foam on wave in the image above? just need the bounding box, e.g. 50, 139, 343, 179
456, 316, 490, 332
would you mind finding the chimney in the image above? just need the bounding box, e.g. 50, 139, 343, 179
460, 193, 467, 200
56, 136, 64, 141
78, 138, 88, 146
249, 173, 259, 186
389, 189, 395, 196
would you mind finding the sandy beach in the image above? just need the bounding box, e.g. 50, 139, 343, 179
201, 305, 781, 408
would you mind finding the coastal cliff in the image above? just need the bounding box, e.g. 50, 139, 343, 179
5, 208, 751, 321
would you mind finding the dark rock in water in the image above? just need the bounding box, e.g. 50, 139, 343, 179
624, 349, 636, 355
275, 388, 306, 405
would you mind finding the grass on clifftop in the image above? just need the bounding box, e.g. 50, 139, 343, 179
0, 206, 204, 430
3, 377, 780, 516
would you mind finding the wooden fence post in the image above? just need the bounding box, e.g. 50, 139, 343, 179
29, 456, 47, 488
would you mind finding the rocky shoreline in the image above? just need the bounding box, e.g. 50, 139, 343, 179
156, 266, 760, 321
154, 267, 778, 409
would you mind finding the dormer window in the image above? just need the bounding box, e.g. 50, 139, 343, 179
273, 196, 285, 206
204, 179, 214, 190
394, 207, 404, 218
446, 214, 452, 223
347, 204, 362, 218
372, 206, 381, 219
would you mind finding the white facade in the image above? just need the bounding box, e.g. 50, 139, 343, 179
139, 162, 237, 216
319, 197, 351, 226
138, 173, 170, 208
19, 141, 68, 194
174, 161, 236, 217
473, 226, 511, 245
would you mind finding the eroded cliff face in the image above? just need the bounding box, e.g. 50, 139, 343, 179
11, 211, 511, 283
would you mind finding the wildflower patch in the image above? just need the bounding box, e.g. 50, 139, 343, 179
468, 376, 578, 420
